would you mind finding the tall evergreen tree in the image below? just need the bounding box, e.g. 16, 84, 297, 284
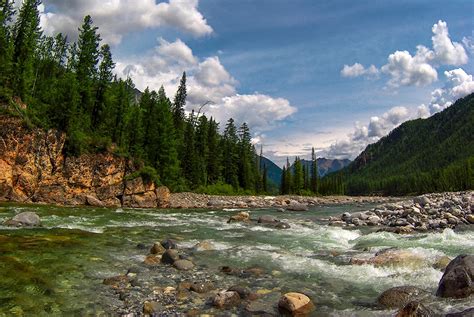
92, 44, 114, 127
222, 118, 239, 188
207, 118, 222, 184
155, 86, 180, 188
310, 147, 319, 193
76, 15, 101, 128
11, 0, 41, 100
0, 0, 15, 92
172, 72, 187, 130
293, 157, 304, 194
238, 122, 254, 190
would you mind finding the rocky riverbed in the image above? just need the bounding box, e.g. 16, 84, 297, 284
328, 191, 473, 233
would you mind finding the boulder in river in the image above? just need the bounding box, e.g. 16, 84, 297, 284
173, 259, 194, 271
212, 290, 241, 308
227, 211, 250, 223
436, 254, 474, 298
190, 281, 214, 293
351, 249, 424, 268
85, 195, 105, 207
377, 286, 427, 309
395, 301, 433, 317
192, 240, 214, 251
258, 215, 277, 224
161, 238, 178, 250
278, 292, 315, 315
161, 249, 180, 264
445, 308, 474, 317
4, 211, 41, 227
150, 242, 165, 254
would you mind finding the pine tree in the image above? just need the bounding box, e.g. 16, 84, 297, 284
262, 164, 268, 193
155, 87, 180, 188
222, 118, 239, 188
92, 44, 114, 127
207, 118, 222, 184
310, 147, 318, 194
195, 115, 209, 186
0, 0, 15, 92
76, 15, 101, 129
293, 157, 304, 194
172, 72, 187, 131
238, 122, 254, 190
11, 0, 42, 100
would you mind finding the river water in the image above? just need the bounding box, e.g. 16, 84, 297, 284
0, 203, 472, 316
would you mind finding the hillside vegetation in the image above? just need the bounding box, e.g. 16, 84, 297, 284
321, 93, 474, 196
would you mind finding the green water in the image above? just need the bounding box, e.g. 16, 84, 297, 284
0, 203, 473, 316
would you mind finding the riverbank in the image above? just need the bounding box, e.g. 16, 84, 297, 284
327, 191, 473, 233
167, 192, 396, 209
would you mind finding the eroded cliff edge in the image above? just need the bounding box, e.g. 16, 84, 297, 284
0, 115, 170, 208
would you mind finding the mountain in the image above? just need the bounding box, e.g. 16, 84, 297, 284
300, 158, 351, 177
259, 157, 351, 186
327, 93, 474, 195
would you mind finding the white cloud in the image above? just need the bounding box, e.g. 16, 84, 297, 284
381, 47, 437, 87
462, 35, 474, 54
325, 68, 474, 159
208, 94, 297, 131
341, 63, 378, 78
40, 0, 213, 45
116, 38, 296, 133
432, 20, 468, 66
428, 68, 474, 114
343, 20, 469, 88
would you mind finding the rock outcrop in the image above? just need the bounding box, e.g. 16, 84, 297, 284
0, 115, 170, 208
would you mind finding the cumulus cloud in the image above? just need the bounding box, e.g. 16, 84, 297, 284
326, 67, 474, 159
341, 63, 378, 78
428, 68, 474, 114
39, 0, 213, 45
208, 94, 296, 131
116, 38, 296, 133
343, 20, 468, 88
381, 46, 437, 87
432, 20, 468, 65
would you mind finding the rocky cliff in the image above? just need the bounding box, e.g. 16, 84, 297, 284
0, 115, 169, 208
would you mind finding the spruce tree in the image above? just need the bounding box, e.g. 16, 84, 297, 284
293, 157, 304, 194
310, 147, 319, 193
0, 0, 15, 92
207, 118, 222, 184
223, 118, 239, 188
11, 0, 42, 100
172, 72, 187, 131
76, 15, 101, 129
155, 86, 180, 188
92, 44, 114, 127
238, 122, 254, 190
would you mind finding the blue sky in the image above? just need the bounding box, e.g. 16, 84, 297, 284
39, 0, 474, 166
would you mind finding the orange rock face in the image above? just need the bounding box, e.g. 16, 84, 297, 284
0, 115, 168, 208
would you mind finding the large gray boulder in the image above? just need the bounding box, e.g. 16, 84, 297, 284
436, 254, 474, 298
4, 211, 41, 227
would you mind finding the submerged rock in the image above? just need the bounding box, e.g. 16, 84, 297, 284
286, 203, 309, 211
192, 240, 214, 251
173, 259, 194, 271
377, 286, 427, 309
143, 301, 163, 315
446, 308, 474, 317
395, 301, 433, 317
278, 292, 315, 315
436, 254, 474, 298
351, 249, 424, 268
161, 249, 180, 264
4, 211, 41, 227
212, 290, 241, 308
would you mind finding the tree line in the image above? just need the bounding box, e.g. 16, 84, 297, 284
0, 0, 267, 193
280, 147, 320, 195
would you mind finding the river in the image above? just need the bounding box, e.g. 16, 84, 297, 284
0, 203, 472, 316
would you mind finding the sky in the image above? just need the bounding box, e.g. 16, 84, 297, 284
36, 0, 474, 167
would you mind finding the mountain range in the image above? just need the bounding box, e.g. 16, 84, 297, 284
260, 157, 351, 186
